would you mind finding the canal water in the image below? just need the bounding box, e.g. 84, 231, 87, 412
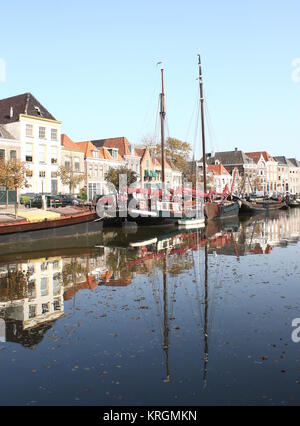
0, 209, 300, 405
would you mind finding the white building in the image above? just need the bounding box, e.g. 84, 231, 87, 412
0, 93, 62, 194
207, 162, 232, 193
75, 140, 124, 200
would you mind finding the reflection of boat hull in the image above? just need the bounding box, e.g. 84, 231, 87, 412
204, 201, 240, 221
0, 220, 103, 258
177, 218, 206, 229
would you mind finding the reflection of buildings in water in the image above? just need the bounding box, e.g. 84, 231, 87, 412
0, 257, 64, 347
242, 209, 300, 255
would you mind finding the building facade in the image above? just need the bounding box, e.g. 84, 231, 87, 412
76, 140, 124, 200
0, 93, 62, 195
61, 134, 85, 195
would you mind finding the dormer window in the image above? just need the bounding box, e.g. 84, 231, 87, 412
108, 148, 118, 160
34, 106, 42, 116
92, 150, 98, 159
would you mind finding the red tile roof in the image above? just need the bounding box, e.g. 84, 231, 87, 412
61, 134, 83, 152
207, 164, 230, 176
246, 151, 272, 163
75, 141, 122, 161
92, 137, 140, 158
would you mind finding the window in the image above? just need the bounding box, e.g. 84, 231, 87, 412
10, 150, 17, 160
51, 129, 57, 141
39, 171, 46, 178
51, 146, 57, 164
94, 167, 98, 178
0, 149, 5, 161
53, 274, 60, 296
51, 172, 57, 178
29, 305, 37, 319
74, 158, 80, 172
42, 303, 49, 314
99, 166, 103, 179
89, 166, 93, 178
39, 145, 46, 163
40, 277, 48, 296
26, 170, 33, 178
64, 156, 71, 169
28, 281, 36, 301
25, 144, 33, 162
53, 299, 61, 311
92, 150, 98, 158
26, 124, 33, 138
39, 127, 46, 139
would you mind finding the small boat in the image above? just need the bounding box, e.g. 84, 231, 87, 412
288, 199, 300, 208
255, 199, 288, 210
205, 199, 240, 220
240, 199, 267, 214
0, 209, 97, 235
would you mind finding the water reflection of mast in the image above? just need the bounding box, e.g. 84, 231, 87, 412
203, 244, 209, 387
163, 254, 170, 384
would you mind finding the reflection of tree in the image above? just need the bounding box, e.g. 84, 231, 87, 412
0, 270, 28, 302
154, 253, 193, 276
62, 258, 88, 286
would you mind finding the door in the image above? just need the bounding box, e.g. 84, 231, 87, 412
51, 179, 58, 195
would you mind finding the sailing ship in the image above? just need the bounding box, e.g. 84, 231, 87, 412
196, 54, 240, 221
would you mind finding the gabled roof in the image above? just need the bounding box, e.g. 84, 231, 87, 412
206, 150, 254, 166
208, 164, 230, 176
0, 125, 15, 140
288, 158, 300, 167
76, 140, 122, 161
246, 151, 271, 163
0, 93, 57, 124
92, 137, 140, 158
135, 147, 147, 159
274, 156, 288, 165
61, 134, 83, 152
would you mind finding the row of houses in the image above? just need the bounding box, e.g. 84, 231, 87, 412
196, 148, 300, 195
0, 93, 182, 201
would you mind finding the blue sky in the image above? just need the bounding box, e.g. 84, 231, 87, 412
1, 0, 300, 159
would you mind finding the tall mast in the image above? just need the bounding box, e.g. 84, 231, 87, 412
160, 67, 166, 185
163, 255, 170, 383
203, 244, 209, 386
198, 54, 207, 195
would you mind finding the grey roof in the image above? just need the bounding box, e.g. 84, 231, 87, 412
0, 125, 15, 140
288, 158, 300, 167
0, 93, 56, 124
203, 150, 254, 166
274, 156, 288, 165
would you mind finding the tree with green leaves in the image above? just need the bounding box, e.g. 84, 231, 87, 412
105, 167, 138, 191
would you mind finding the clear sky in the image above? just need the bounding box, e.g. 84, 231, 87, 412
0, 0, 300, 159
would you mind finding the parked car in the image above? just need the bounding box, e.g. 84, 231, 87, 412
25, 194, 64, 209
57, 194, 80, 207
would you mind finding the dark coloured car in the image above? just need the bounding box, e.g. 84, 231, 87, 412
24, 194, 64, 209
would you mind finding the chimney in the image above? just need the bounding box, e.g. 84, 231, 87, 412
10, 107, 13, 118
235, 147, 238, 152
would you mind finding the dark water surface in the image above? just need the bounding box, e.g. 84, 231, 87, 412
1, 209, 300, 406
